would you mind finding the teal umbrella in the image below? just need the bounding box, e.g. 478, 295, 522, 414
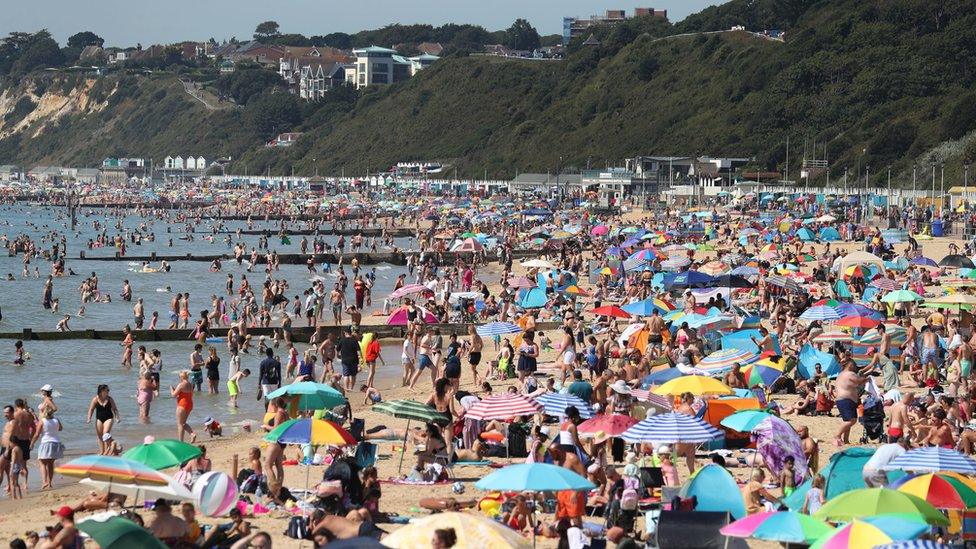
266, 382, 346, 411
77, 515, 166, 549
719, 410, 774, 432
881, 289, 924, 303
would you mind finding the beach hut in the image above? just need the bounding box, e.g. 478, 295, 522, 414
679, 464, 747, 519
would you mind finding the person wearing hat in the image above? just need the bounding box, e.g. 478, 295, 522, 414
609, 379, 634, 416
36, 507, 78, 549
38, 385, 57, 416
100, 433, 122, 456
657, 445, 680, 487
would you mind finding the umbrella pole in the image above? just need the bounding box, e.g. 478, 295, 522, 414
397, 419, 411, 476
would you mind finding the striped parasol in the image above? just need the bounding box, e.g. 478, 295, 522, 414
699, 260, 731, 276
766, 275, 804, 293
661, 256, 691, 270
620, 412, 723, 443
475, 321, 523, 337
56, 455, 170, 486
799, 306, 842, 322
388, 284, 431, 300
577, 414, 640, 435
373, 399, 450, 425
813, 331, 854, 343
697, 348, 759, 372
507, 276, 536, 289
881, 447, 976, 474
534, 393, 593, 418
464, 394, 543, 421
630, 389, 674, 410
870, 278, 901, 291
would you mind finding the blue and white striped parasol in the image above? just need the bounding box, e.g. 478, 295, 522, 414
475, 322, 523, 337
696, 348, 759, 372
534, 393, 593, 418
799, 305, 842, 322
620, 412, 723, 443
874, 542, 952, 549
880, 447, 976, 474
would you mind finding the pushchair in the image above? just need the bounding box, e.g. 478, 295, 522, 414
860, 396, 885, 443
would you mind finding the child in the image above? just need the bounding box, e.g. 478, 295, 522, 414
361, 466, 382, 519
526, 426, 548, 464
204, 417, 223, 438
9, 444, 23, 499
802, 474, 825, 515
538, 332, 553, 351
13, 340, 26, 365
779, 456, 797, 498
227, 369, 250, 408
362, 385, 383, 406
147, 311, 158, 330
181, 502, 202, 544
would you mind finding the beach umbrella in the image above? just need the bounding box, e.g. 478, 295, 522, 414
56, 455, 170, 486
910, 256, 938, 267
874, 542, 951, 549
927, 293, 976, 306
382, 512, 531, 549
720, 410, 774, 432
766, 274, 804, 293
660, 256, 691, 270
881, 289, 924, 303
896, 472, 976, 509
521, 259, 556, 269
642, 367, 684, 386
708, 274, 755, 288
652, 375, 733, 396
464, 394, 543, 421
730, 266, 760, 276
813, 331, 854, 343
476, 462, 594, 492
620, 412, 723, 443
881, 446, 976, 474
809, 515, 931, 549
680, 464, 747, 518
80, 477, 195, 502
388, 284, 430, 300
741, 362, 785, 387
589, 305, 632, 319
264, 418, 356, 446
663, 270, 715, 289
77, 515, 166, 549
699, 261, 730, 276
122, 439, 201, 470
870, 278, 901, 291
590, 225, 609, 236
800, 306, 842, 322
475, 321, 522, 337
534, 393, 593, 418
455, 237, 484, 252
696, 348, 758, 372
621, 298, 669, 316
753, 415, 808, 483
834, 302, 885, 319
577, 414, 639, 435
814, 488, 949, 525
940, 254, 975, 268
720, 511, 832, 545
373, 399, 449, 474
836, 315, 881, 329
266, 382, 346, 411
507, 276, 536, 289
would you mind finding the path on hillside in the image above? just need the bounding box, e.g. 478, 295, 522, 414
179, 78, 229, 110
648, 28, 783, 44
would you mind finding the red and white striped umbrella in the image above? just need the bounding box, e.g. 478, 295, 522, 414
812, 331, 854, 343
869, 278, 900, 291
464, 394, 544, 421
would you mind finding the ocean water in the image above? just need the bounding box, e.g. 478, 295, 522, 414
0, 205, 414, 461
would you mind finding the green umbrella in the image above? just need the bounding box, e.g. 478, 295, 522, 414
814, 488, 949, 525
372, 399, 450, 474
266, 382, 346, 411
77, 515, 167, 549
881, 289, 923, 303
122, 439, 201, 470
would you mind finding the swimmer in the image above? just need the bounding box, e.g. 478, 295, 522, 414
56, 315, 71, 332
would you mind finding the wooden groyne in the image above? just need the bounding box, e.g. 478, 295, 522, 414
75, 249, 534, 266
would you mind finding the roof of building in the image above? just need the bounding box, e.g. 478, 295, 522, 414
410, 53, 440, 62
417, 42, 444, 56
583, 34, 601, 46
354, 45, 398, 55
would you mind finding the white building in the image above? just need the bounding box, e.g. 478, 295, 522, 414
345, 46, 438, 89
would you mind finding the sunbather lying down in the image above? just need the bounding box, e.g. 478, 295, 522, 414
419, 497, 478, 512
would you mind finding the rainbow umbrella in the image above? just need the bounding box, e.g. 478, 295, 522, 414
809, 514, 931, 549
836, 316, 881, 329
720, 511, 832, 544
741, 362, 784, 387
897, 472, 976, 509
264, 418, 356, 446
56, 455, 170, 486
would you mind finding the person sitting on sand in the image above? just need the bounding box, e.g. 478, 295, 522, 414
502, 494, 536, 532
418, 497, 478, 512
782, 388, 815, 416
312, 513, 386, 542
36, 507, 79, 549
147, 499, 188, 545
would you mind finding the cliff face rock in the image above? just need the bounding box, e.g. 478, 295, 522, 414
0, 77, 114, 140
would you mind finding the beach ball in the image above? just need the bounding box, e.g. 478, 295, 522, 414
192, 471, 239, 517
452, 482, 465, 494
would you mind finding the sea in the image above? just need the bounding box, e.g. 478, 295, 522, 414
0, 204, 416, 466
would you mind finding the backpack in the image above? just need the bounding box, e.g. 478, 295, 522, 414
620, 476, 640, 511
284, 516, 308, 539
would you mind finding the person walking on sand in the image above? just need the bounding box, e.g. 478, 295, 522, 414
30, 408, 63, 490
86, 385, 119, 455
170, 371, 197, 443
834, 363, 866, 446
468, 325, 484, 386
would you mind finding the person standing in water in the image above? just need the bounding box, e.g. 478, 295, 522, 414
86, 385, 120, 455
170, 371, 197, 443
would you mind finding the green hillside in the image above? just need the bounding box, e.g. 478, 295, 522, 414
3, 0, 976, 186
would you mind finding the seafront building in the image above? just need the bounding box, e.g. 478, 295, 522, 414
563, 7, 668, 44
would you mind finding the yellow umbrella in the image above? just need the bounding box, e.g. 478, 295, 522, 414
652, 375, 734, 396
928, 293, 976, 305
381, 511, 531, 548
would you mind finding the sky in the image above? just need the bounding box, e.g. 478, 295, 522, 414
6, 0, 723, 47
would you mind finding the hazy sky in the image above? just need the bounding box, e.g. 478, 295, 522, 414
7, 0, 722, 46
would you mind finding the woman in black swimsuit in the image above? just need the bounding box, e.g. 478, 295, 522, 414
86, 384, 119, 455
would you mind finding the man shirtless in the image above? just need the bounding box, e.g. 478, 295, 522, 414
647, 310, 665, 352
921, 326, 941, 370
329, 284, 344, 326
796, 426, 819, 474
468, 325, 483, 386
833, 364, 866, 446
675, 392, 698, 472
887, 393, 915, 443
547, 445, 586, 526
11, 399, 34, 486
0, 406, 13, 492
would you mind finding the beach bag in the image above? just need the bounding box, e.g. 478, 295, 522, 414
620, 477, 640, 511
284, 516, 308, 539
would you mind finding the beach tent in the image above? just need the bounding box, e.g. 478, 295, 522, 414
834, 251, 885, 274
679, 464, 747, 519
721, 330, 781, 355
386, 306, 437, 326
819, 227, 841, 241
517, 288, 548, 309
797, 344, 841, 379
797, 228, 815, 241
784, 448, 877, 511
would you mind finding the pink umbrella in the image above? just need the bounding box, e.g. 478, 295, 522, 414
590, 225, 609, 236
465, 394, 543, 421
386, 306, 437, 326
507, 276, 536, 289
388, 284, 431, 300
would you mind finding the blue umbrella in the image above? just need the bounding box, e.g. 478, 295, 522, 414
534, 393, 593, 418
621, 299, 669, 317
475, 322, 522, 337
663, 270, 715, 289
621, 412, 723, 443
881, 447, 976, 474
875, 542, 951, 549
720, 410, 774, 432
476, 463, 594, 492
642, 368, 684, 387
730, 266, 760, 276
835, 302, 885, 320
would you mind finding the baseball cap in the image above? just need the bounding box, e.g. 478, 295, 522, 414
40, 384, 53, 393
102, 433, 113, 442
55, 506, 74, 519
204, 417, 215, 426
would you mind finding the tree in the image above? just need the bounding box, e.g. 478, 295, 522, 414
312, 33, 352, 49
10, 31, 63, 76
67, 31, 104, 49
254, 21, 281, 42
215, 66, 284, 105
244, 92, 302, 138
506, 18, 540, 51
